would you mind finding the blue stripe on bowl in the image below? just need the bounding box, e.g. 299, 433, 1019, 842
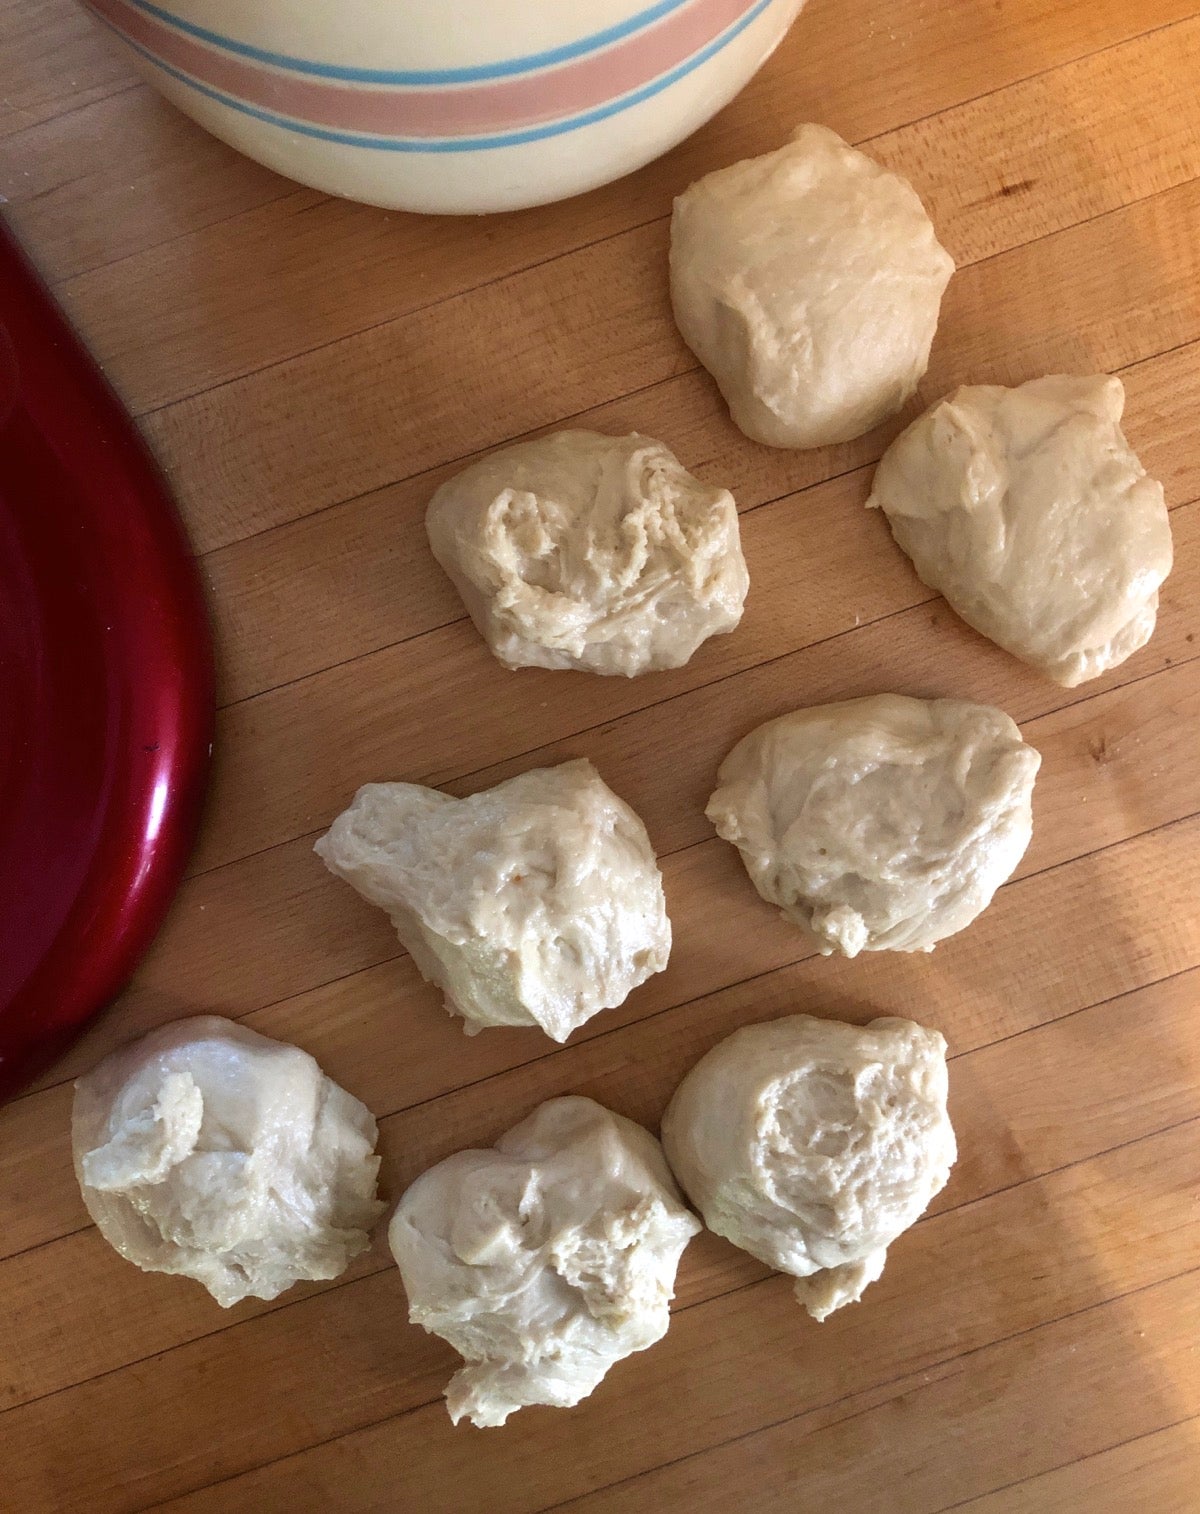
122, 0, 698, 84
101, 0, 775, 152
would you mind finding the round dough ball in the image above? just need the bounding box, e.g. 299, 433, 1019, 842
670, 124, 954, 449
426, 430, 748, 676
72, 1017, 383, 1307
867, 374, 1173, 686
390, 1096, 701, 1427
315, 759, 671, 1042
662, 1015, 955, 1320
707, 694, 1040, 956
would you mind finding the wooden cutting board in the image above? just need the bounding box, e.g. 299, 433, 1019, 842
2, 2, 1200, 1509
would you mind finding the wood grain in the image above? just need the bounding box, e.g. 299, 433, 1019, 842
955, 1419, 1200, 1513
131, 1143, 1200, 1514
203, 333, 1200, 709
138, 151, 1200, 554
1, 1, 1198, 1511
39, 9, 1200, 418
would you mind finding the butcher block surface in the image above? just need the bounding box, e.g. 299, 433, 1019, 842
2, 1, 1200, 1509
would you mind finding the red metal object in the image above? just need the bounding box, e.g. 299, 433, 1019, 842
0, 217, 214, 1101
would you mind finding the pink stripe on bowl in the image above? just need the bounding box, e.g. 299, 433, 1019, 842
87, 0, 762, 136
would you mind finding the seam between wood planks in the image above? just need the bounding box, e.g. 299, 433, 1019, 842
205, 440, 1200, 724
122, 13, 1200, 428
0, 79, 144, 147
129, 1251, 1200, 1514
932, 1412, 1200, 1514
57, 178, 307, 283
10, 936, 1200, 1273
129, 168, 1200, 484
15, 673, 1200, 1124
192, 331, 1200, 593
192, 519, 1200, 894
6, 943, 1198, 1421
31, 9, 1189, 297
531, 1262, 1200, 1514
14, 1106, 1196, 1447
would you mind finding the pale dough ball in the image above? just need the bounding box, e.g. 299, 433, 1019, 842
669, 124, 954, 449
426, 430, 748, 676
707, 694, 1040, 956
662, 1015, 955, 1320
72, 1017, 383, 1307
315, 759, 671, 1042
390, 1096, 701, 1427
867, 374, 1173, 686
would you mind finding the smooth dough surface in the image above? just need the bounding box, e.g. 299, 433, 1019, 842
72, 1017, 383, 1307
662, 1015, 955, 1319
315, 759, 671, 1042
868, 374, 1173, 686
426, 430, 748, 676
390, 1096, 701, 1427
669, 124, 954, 449
707, 694, 1040, 956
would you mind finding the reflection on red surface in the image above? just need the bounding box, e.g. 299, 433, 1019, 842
0, 218, 214, 1100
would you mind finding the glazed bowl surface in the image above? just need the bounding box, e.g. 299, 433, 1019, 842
82, 0, 806, 212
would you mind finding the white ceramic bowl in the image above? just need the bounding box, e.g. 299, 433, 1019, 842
82, 0, 807, 213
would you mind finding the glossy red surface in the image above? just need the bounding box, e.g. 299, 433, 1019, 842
0, 219, 214, 1101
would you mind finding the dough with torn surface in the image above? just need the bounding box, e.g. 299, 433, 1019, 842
72, 1016, 383, 1306
390, 1096, 701, 1427
868, 374, 1173, 685
315, 759, 670, 1042
707, 694, 1040, 956
662, 1015, 955, 1319
669, 124, 954, 449
426, 430, 748, 676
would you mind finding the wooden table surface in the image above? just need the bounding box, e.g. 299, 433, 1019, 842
3, 1, 1200, 1509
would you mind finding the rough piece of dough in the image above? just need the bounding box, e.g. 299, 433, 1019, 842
707, 694, 1040, 956
72, 1017, 383, 1307
390, 1096, 701, 1427
669, 124, 954, 449
315, 759, 671, 1042
868, 374, 1173, 686
426, 430, 748, 676
662, 1015, 955, 1319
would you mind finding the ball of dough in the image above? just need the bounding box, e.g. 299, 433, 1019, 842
867, 374, 1173, 686
707, 694, 1040, 956
390, 1096, 701, 1427
669, 124, 955, 449
662, 1015, 955, 1320
72, 1016, 383, 1307
426, 430, 748, 676
315, 759, 671, 1042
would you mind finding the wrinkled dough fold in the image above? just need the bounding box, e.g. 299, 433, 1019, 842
707, 694, 1040, 956
73, 1017, 383, 1307
662, 1015, 955, 1319
427, 430, 747, 676
390, 1096, 700, 1426
868, 374, 1173, 685
316, 760, 671, 1041
670, 124, 954, 449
